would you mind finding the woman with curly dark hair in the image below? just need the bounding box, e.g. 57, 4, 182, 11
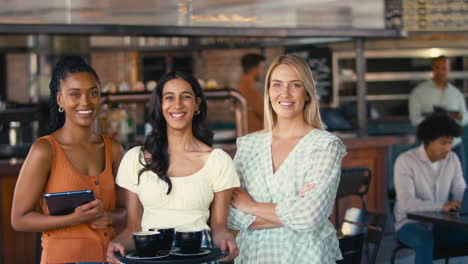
107, 71, 239, 263
11, 56, 125, 264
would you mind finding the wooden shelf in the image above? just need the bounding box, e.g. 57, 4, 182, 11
339, 71, 468, 83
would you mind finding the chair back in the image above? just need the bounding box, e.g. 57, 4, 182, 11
341, 207, 366, 236
366, 212, 386, 264
335, 167, 371, 228
338, 232, 365, 264
339, 208, 366, 264
338, 167, 371, 200
340, 208, 386, 264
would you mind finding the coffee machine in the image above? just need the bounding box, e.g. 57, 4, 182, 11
0, 106, 39, 158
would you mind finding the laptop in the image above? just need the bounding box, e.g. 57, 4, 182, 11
446, 188, 468, 216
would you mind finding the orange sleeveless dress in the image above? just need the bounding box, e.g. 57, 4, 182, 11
39, 135, 116, 264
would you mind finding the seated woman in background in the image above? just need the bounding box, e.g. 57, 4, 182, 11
11, 56, 125, 264
229, 54, 346, 264
106, 71, 239, 263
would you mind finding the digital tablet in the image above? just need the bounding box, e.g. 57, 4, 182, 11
43, 190, 95, 216
433, 106, 460, 115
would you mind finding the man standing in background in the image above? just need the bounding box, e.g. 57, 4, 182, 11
409, 55, 468, 176
237, 53, 265, 133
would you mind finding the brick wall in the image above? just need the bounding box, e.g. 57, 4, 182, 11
6, 53, 29, 103
200, 47, 284, 124
89, 47, 284, 91
91, 52, 135, 88
198, 47, 284, 89
4, 47, 284, 127
87, 47, 284, 125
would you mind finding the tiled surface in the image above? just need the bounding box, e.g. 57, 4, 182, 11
369, 205, 468, 264
357, 212, 468, 264
371, 233, 468, 264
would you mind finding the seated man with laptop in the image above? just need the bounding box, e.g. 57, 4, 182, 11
394, 113, 468, 264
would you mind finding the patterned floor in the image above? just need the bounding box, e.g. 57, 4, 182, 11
372, 233, 468, 264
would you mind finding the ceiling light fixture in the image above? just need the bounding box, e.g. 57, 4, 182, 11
191, 14, 256, 22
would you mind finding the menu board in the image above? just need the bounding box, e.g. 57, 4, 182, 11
401, 0, 468, 31
386, 0, 403, 29
290, 48, 333, 105
308, 48, 332, 105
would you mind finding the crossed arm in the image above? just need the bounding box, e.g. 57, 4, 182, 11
229, 140, 344, 232
231, 183, 315, 229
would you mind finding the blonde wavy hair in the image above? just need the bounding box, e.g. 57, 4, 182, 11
263, 54, 324, 131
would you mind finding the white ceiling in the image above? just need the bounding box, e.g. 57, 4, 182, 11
0, 0, 385, 29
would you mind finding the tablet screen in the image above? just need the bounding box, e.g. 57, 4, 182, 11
43, 190, 95, 216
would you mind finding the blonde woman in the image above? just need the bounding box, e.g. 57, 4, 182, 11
228, 54, 346, 263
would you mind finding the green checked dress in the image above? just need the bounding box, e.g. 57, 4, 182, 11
228, 129, 346, 264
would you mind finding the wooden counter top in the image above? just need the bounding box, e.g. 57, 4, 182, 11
341, 135, 415, 149
216, 134, 416, 155
0, 160, 23, 175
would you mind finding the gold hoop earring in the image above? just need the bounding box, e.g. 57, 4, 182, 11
58, 106, 64, 113
195, 110, 200, 115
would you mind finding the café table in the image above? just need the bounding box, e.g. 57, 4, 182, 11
116, 247, 226, 264
407, 211, 468, 231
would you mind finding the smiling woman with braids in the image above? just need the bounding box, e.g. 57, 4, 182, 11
11, 56, 125, 264
107, 71, 239, 264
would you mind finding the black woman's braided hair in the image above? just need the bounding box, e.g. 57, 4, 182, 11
48, 56, 100, 133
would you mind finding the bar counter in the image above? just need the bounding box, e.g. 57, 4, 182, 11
0, 160, 39, 264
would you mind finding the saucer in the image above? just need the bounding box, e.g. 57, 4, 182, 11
170, 248, 211, 257
125, 252, 170, 260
